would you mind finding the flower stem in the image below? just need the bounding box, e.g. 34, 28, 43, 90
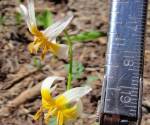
64, 30, 73, 90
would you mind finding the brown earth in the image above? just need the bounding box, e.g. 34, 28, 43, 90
0, 0, 150, 125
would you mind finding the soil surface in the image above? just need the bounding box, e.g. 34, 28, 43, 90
0, 0, 150, 125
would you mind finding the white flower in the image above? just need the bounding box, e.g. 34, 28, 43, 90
19, 0, 73, 60
34, 76, 92, 125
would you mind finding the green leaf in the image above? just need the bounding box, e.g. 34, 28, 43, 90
65, 61, 85, 80
48, 117, 57, 125
15, 12, 22, 25
0, 16, 4, 25
82, 76, 99, 87
87, 76, 99, 83
32, 57, 43, 69
36, 10, 53, 29
63, 31, 106, 42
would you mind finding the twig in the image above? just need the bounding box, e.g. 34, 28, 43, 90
1, 73, 45, 100
1, 66, 41, 90
0, 83, 41, 118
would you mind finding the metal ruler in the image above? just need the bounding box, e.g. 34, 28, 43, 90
99, 0, 148, 125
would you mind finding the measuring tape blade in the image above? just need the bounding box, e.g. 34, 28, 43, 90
99, 0, 148, 125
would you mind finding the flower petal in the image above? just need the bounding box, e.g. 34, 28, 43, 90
62, 105, 77, 119
75, 99, 83, 116
19, 4, 27, 19
56, 44, 69, 59
43, 14, 73, 40
28, 39, 42, 53
41, 76, 65, 107
56, 86, 92, 105
44, 107, 56, 124
41, 76, 65, 93
62, 100, 83, 123
27, 0, 36, 27
19, 4, 31, 29
57, 111, 64, 125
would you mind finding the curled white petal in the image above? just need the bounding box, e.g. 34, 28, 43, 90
56, 44, 69, 59
52, 39, 56, 43
43, 14, 74, 40
41, 76, 65, 92
19, 0, 36, 31
19, 4, 31, 29
76, 99, 83, 116
61, 86, 92, 103
19, 4, 28, 17
27, 0, 36, 26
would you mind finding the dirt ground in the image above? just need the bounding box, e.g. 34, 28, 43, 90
0, 0, 150, 125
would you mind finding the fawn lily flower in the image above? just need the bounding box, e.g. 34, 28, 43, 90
19, 0, 73, 59
34, 76, 92, 125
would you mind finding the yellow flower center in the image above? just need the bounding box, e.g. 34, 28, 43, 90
46, 95, 77, 125
34, 88, 78, 125
28, 25, 60, 59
